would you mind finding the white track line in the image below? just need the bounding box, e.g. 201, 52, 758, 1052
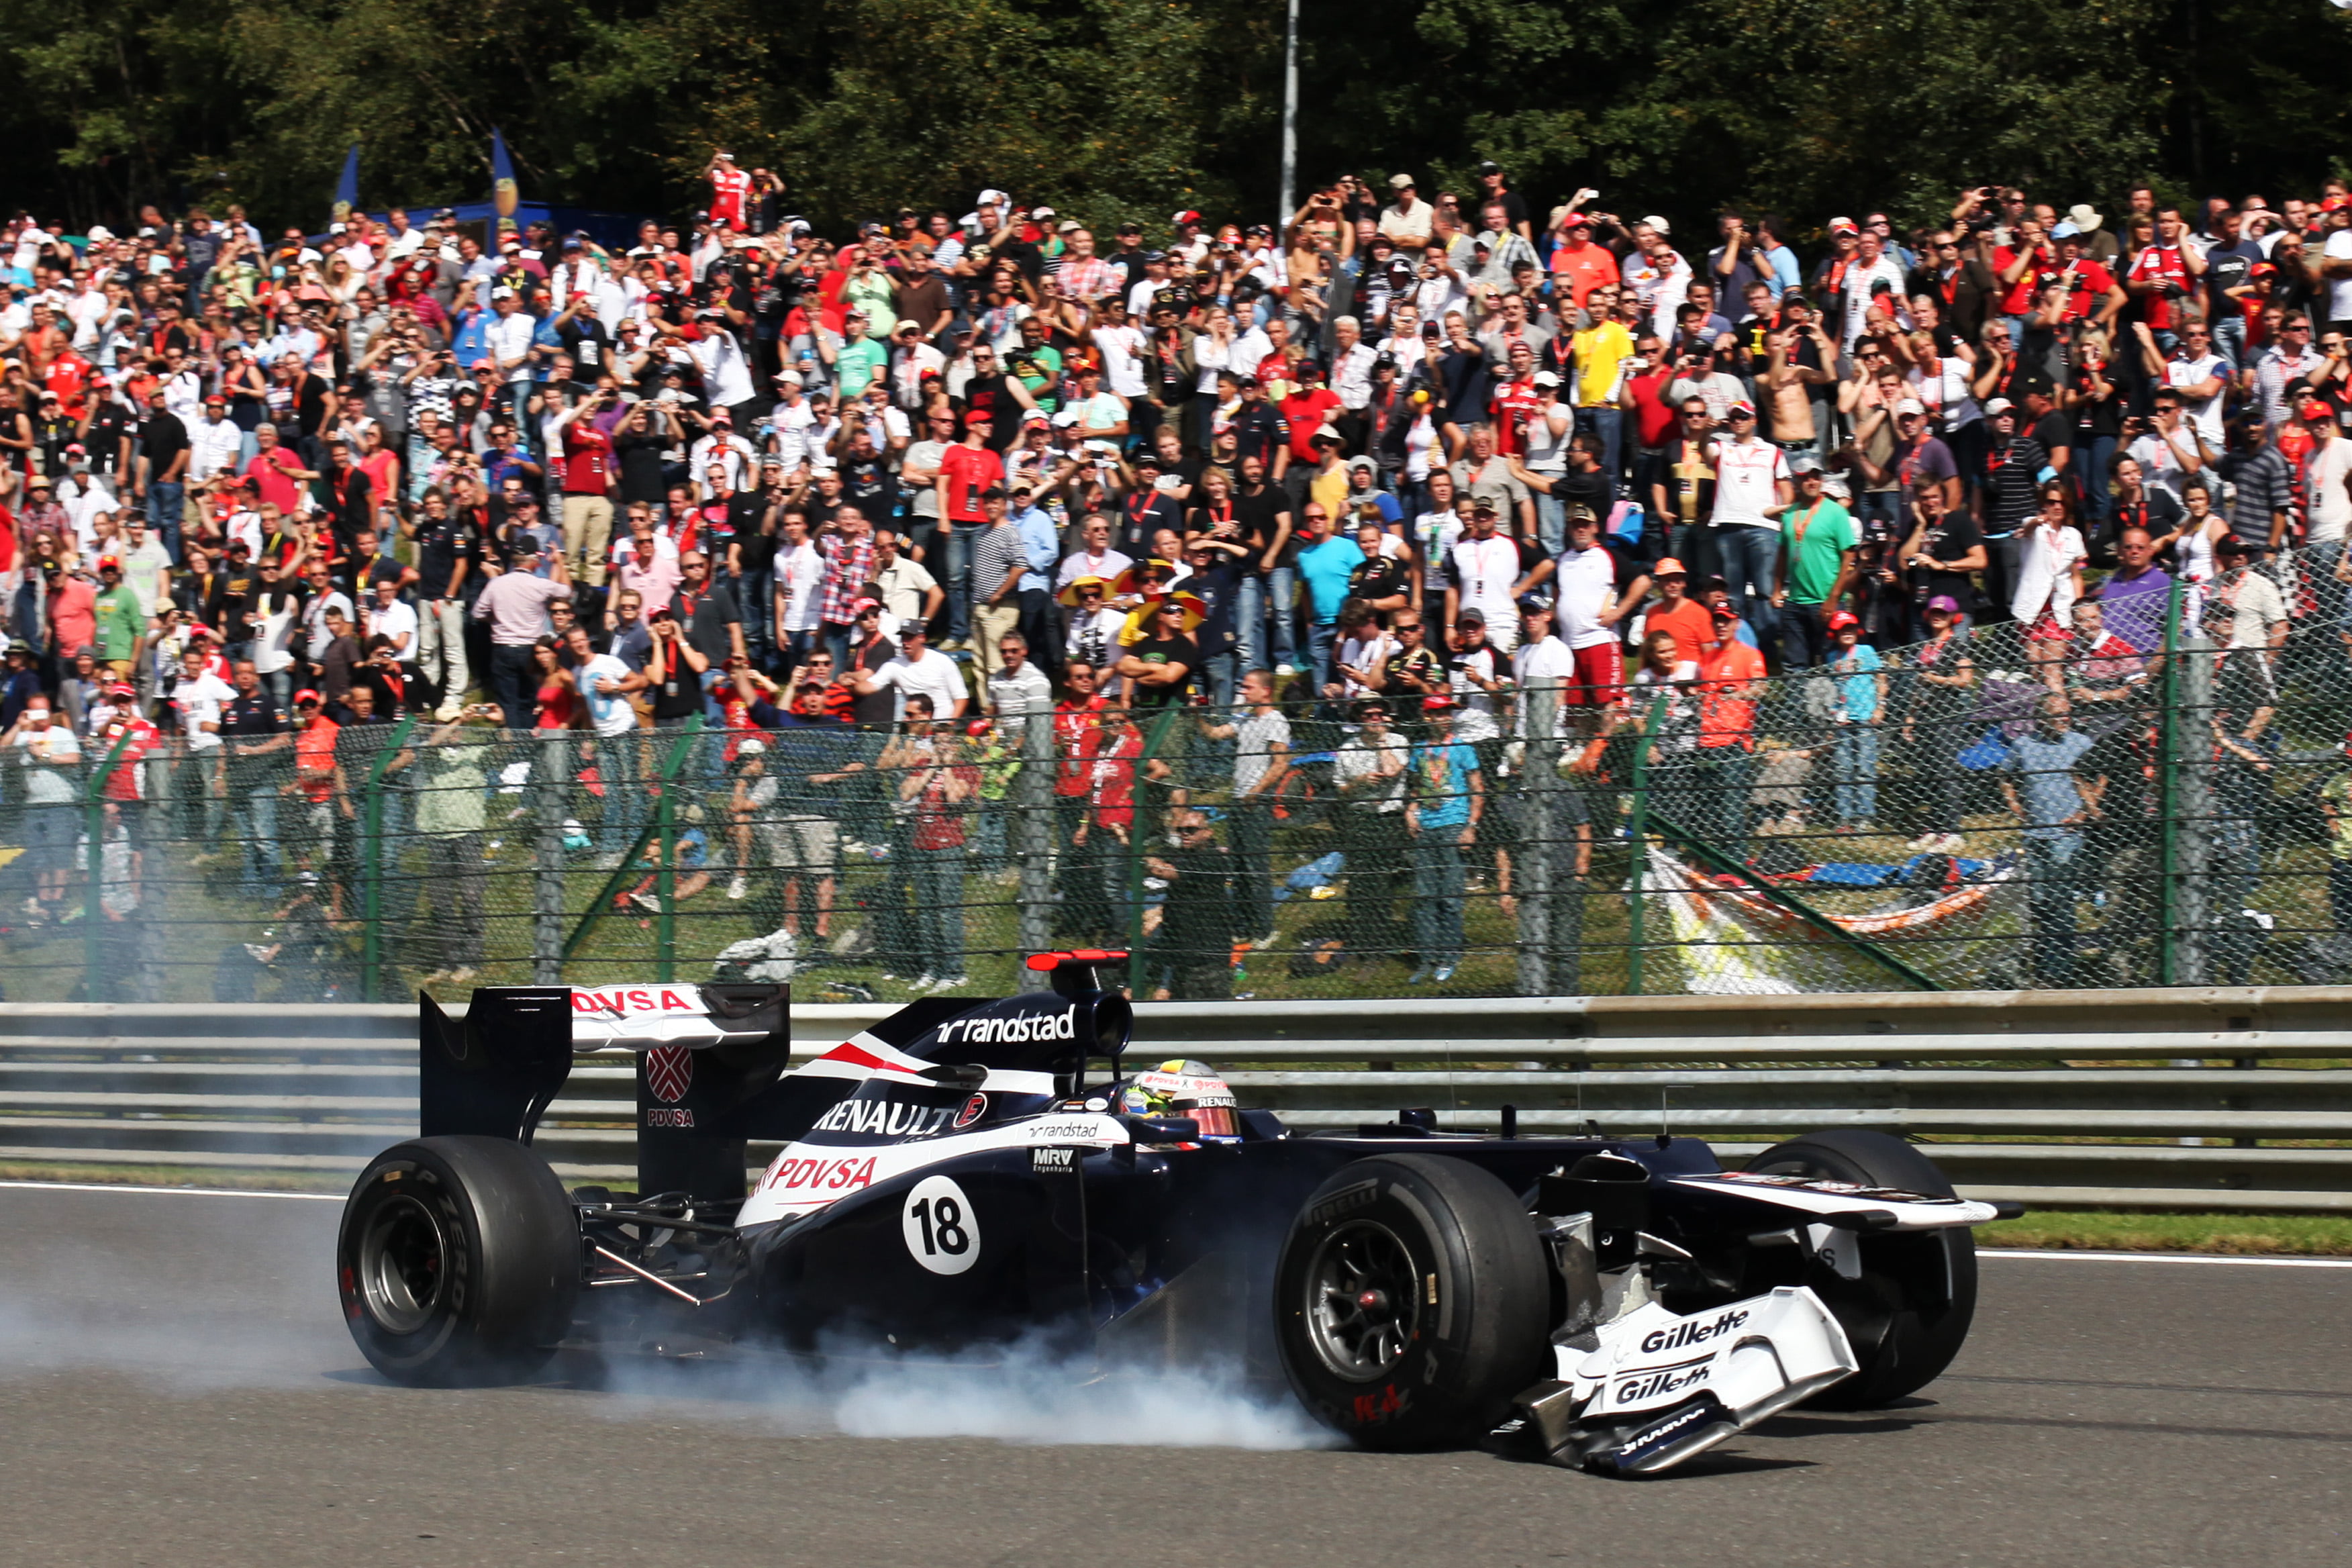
1984, 1247, 2352, 1269
0, 1179, 342, 1202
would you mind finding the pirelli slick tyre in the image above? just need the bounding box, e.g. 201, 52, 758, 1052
1275, 1154, 1551, 1449
337, 1136, 581, 1387
1747, 1129, 1978, 1408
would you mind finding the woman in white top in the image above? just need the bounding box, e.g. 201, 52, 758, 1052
1192, 307, 1236, 399
2174, 479, 2226, 622
2011, 482, 2089, 690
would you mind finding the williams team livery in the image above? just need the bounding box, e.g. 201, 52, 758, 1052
336, 952, 2014, 1475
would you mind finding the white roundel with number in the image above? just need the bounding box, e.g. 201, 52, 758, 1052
902, 1174, 981, 1275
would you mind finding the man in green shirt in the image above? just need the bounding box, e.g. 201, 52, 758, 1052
1769, 454, 1857, 670
91, 556, 148, 678
826, 309, 889, 401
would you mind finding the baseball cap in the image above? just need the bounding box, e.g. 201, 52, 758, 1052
1421, 692, 1454, 712
773, 369, 804, 387
977, 188, 1010, 205
849, 597, 883, 618
1983, 396, 2016, 415
203, 393, 225, 407
1532, 370, 1561, 388
97, 554, 121, 571
1726, 400, 1757, 416
1031, 205, 1057, 220
1653, 557, 1687, 576
1894, 397, 1927, 416
1171, 209, 1202, 226
491, 286, 516, 300
1708, 599, 1739, 620
2214, 533, 2250, 556
1790, 452, 1822, 475
899, 617, 929, 637
1827, 216, 1859, 236
1826, 611, 1861, 632
1470, 497, 1498, 516
1926, 594, 1961, 614
2050, 220, 2081, 240
2301, 399, 2336, 423
293, 688, 322, 706
1389, 173, 1415, 190
1455, 608, 1486, 628
1640, 215, 1672, 236
106, 681, 135, 699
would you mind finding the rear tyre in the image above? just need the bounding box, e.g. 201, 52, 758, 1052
1275, 1154, 1551, 1449
337, 1135, 581, 1387
1746, 1129, 1977, 1408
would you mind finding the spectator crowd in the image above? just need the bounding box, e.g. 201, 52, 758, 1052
5, 159, 2352, 996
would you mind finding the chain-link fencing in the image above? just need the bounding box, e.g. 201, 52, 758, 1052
3, 547, 2348, 1003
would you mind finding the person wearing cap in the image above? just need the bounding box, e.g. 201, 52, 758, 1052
967, 487, 1030, 678
9, 695, 83, 918
1767, 452, 1857, 669
1378, 175, 1432, 246
1670, 596, 1766, 863
1403, 691, 1481, 984
1998, 691, 2104, 988
1622, 217, 1691, 340
1822, 610, 1885, 830
852, 616, 968, 722
1330, 694, 1411, 934
1706, 395, 1792, 652
1193, 667, 1291, 947
134, 381, 191, 558
2204, 531, 2288, 660
187, 393, 243, 487
91, 554, 145, 679
471, 540, 573, 730
1965, 391, 2038, 601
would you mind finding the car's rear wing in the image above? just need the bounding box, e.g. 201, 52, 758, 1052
420, 982, 836, 1202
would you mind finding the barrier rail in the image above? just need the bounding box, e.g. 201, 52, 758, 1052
2, 988, 2349, 1212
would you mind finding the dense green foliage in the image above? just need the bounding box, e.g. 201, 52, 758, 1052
3, 0, 2349, 236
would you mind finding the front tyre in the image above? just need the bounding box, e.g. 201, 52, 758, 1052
1275, 1155, 1551, 1449
337, 1136, 581, 1386
1747, 1129, 1977, 1407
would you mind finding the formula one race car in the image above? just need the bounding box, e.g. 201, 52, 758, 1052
336, 954, 2016, 1475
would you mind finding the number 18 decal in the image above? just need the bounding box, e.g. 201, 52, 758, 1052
903, 1174, 981, 1275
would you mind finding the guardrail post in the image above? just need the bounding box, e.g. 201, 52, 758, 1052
534, 728, 569, 983
1016, 694, 1055, 963
359, 715, 418, 1002
1517, 677, 1559, 997
1624, 695, 1665, 995
81, 730, 135, 1000
2169, 622, 2214, 987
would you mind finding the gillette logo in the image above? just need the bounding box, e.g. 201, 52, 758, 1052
1639, 1308, 1749, 1355
1614, 1359, 1712, 1404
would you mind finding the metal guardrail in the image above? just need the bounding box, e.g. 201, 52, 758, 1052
2, 989, 2349, 1212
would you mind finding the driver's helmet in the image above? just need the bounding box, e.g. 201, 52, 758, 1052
1119, 1059, 1240, 1138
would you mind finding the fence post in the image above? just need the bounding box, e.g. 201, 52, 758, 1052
1126, 705, 1185, 997
534, 728, 569, 983
80, 730, 135, 1000
359, 715, 418, 1001
1624, 695, 1666, 995
1516, 677, 1559, 997
654, 720, 707, 983
2170, 621, 2215, 987
1016, 695, 1055, 963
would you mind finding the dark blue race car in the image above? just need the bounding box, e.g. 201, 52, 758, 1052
336, 952, 2012, 1475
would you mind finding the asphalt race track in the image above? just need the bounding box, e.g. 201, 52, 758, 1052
1, 1183, 2344, 1567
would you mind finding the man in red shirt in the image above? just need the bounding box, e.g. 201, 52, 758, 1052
1548, 211, 1621, 310
1686, 599, 1766, 859
242, 422, 315, 518
2053, 226, 2124, 325
707, 152, 752, 231
1488, 339, 1543, 457
1053, 660, 1113, 940
1279, 364, 1342, 468
557, 390, 619, 585
934, 410, 1005, 649
2126, 207, 2204, 341
1622, 337, 1682, 505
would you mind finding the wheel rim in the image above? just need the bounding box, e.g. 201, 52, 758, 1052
1302, 1220, 1420, 1381
358, 1194, 448, 1335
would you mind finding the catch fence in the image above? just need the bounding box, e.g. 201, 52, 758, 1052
2, 547, 2347, 1004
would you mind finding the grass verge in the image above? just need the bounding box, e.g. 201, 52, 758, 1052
1979, 1209, 2352, 1256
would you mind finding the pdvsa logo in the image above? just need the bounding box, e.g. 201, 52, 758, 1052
646, 1045, 695, 1104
